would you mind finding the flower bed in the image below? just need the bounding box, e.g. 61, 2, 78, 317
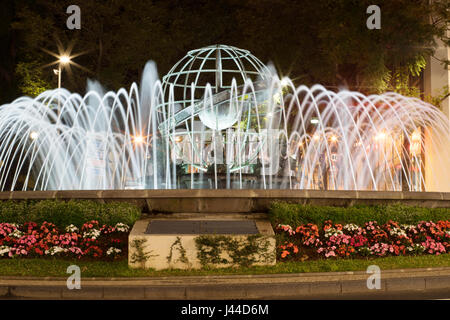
0, 220, 130, 260
276, 220, 450, 260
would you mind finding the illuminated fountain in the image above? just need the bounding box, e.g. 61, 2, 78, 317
0, 45, 449, 191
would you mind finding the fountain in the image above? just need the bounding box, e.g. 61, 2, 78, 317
0, 45, 449, 192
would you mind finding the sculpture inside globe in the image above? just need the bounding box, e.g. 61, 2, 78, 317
198, 101, 239, 131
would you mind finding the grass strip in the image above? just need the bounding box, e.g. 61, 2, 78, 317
0, 254, 448, 278
269, 202, 450, 227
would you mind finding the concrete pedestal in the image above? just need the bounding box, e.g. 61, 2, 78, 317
128, 213, 276, 270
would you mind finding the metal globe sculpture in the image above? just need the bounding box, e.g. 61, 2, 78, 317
161, 45, 271, 106
155, 45, 278, 188
158, 45, 272, 131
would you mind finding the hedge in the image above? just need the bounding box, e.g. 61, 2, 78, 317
269, 202, 450, 227
0, 200, 141, 229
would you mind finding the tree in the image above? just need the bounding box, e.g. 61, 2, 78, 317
6, 0, 450, 100
0, 1, 18, 103
233, 0, 449, 95
15, 60, 52, 96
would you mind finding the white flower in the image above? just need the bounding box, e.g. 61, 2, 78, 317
83, 228, 101, 239
8, 229, 23, 239
114, 223, 130, 233
325, 227, 343, 238
106, 247, 122, 256
65, 224, 79, 233
45, 246, 67, 256
0, 246, 11, 256
357, 246, 372, 254
407, 244, 425, 252
343, 224, 360, 232
389, 227, 407, 237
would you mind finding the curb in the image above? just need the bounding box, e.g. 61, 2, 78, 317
0, 267, 449, 299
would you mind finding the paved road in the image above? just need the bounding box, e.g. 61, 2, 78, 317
271, 289, 450, 300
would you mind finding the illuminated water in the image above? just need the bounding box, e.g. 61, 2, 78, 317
0, 61, 449, 191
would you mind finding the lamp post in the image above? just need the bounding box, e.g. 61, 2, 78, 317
53, 55, 70, 89
53, 55, 71, 116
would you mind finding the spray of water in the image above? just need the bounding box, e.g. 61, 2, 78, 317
0, 61, 449, 191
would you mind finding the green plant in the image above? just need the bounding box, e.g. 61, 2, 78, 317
424, 85, 450, 110
269, 202, 450, 227
0, 200, 141, 229
15, 60, 52, 97
195, 235, 274, 268
167, 236, 190, 267
130, 238, 155, 268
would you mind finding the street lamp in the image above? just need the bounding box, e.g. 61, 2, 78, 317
53, 55, 71, 89
59, 55, 71, 64
52, 55, 71, 116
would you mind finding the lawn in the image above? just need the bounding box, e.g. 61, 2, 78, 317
0, 254, 448, 278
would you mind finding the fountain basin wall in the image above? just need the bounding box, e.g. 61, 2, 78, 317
1, 190, 449, 212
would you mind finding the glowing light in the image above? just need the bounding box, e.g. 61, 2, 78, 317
267, 112, 273, 117
133, 135, 144, 144
411, 130, 421, 142
374, 131, 387, 141
59, 55, 71, 64
310, 118, 319, 124
410, 143, 421, 155
175, 136, 183, 143
30, 131, 39, 140
410, 130, 422, 155
330, 135, 338, 142
280, 78, 289, 87
313, 134, 320, 141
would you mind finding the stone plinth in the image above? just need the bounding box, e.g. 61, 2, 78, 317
128, 213, 276, 270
